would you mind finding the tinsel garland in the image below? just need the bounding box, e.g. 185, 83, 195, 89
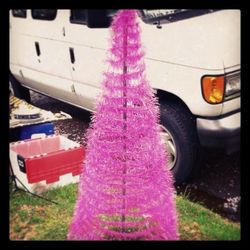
68, 9, 179, 240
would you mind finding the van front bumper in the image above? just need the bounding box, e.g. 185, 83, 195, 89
196, 111, 240, 154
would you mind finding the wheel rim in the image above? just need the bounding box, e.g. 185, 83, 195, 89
160, 125, 177, 170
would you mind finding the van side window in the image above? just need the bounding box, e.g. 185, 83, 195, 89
70, 9, 118, 28
12, 9, 27, 18
31, 9, 57, 20
70, 10, 87, 24
138, 9, 220, 25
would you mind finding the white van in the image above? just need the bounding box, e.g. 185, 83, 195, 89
9, 9, 241, 183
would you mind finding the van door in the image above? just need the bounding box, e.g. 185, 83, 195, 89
10, 9, 80, 107
63, 9, 112, 111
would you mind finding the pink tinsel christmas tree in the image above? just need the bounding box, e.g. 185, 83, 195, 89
68, 9, 179, 240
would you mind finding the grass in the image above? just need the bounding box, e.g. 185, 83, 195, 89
9, 182, 240, 240
9, 182, 77, 240
176, 196, 240, 240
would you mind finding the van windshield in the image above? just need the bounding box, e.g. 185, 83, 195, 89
138, 9, 221, 25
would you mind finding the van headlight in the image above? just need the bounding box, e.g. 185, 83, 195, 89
225, 71, 241, 100
201, 71, 240, 104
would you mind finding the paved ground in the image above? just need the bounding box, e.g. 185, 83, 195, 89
28, 90, 241, 222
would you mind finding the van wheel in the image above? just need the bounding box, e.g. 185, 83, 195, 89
9, 74, 30, 102
159, 98, 200, 184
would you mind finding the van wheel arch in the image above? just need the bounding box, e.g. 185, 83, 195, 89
156, 89, 201, 184
9, 73, 31, 102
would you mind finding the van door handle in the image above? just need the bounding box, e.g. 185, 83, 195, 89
69, 48, 75, 64
35, 42, 41, 56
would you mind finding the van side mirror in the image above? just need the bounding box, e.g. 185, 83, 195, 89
86, 10, 111, 28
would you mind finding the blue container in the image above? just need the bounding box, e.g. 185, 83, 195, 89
20, 122, 54, 140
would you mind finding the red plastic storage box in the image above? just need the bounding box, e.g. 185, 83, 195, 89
9, 135, 85, 194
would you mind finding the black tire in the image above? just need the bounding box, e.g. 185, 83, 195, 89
9, 74, 30, 103
159, 98, 200, 184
